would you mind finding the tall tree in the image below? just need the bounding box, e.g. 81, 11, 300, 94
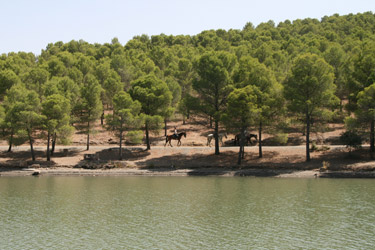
106, 91, 142, 160
175, 58, 195, 124
323, 44, 348, 111
348, 42, 375, 111
223, 86, 258, 164
3, 84, 41, 161
42, 94, 71, 161
235, 56, 284, 158
346, 83, 375, 156
129, 74, 172, 150
284, 53, 338, 161
78, 75, 103, 150
193, 51, 236, 155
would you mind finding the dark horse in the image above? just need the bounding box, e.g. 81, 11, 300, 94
165, 132, 187, 147
235, 133, 257, 146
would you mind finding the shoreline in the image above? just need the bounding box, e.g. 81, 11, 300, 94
1, 145, 375, 178
1, 167, 375, 178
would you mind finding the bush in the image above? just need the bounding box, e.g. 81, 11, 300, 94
126, 130, 144, 144
340, 131, 362, 151
271, 133, 288, 145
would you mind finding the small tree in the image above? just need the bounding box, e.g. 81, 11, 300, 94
340, 131, 362, 152
106, 91, 142, 160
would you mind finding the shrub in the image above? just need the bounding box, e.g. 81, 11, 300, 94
126, 130, 144, 144
270, 133, 289, 145
340, 131, 362, 152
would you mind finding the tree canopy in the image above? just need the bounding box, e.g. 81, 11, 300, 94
1, 11, 375, 161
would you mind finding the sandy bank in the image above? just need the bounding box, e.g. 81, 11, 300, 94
1, 167, 375, 178
1, 145, 375, 178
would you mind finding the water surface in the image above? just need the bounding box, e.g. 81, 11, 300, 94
0, 177, 374, 249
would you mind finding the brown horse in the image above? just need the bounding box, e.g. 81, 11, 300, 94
165, 132, 187, 147
235, 133, 257, 146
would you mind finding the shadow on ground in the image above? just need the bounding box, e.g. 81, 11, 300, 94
0, 148, 82, 170
75, 147, 151, 168
135, 147, 374, 176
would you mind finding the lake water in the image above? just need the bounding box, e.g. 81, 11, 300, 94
0, 176, 374, 249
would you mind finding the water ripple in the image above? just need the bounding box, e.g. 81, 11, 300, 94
1, 177, 375, 249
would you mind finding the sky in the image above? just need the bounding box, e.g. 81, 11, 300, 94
1, 0, 374, 55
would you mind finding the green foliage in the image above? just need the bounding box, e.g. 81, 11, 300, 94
129, 74, 171, 149
79, 75, 103, 123
284, 53, 338, 119
223, 86, 258, 164
42, 94, 71, 133
57, 125, 75, 145
284, 53, 339, 161
76, 74, 103, 150
106, 91, 142, 158
193, 51, 236, 154
193, 51, 235, 116
0, 69, 20, 99
3, 84, 42, 160
130, 74, 172, 116
340, 131, 362, 151
223, 86, 258, 132
42, 93, 72, 160
269, 133, 289, 145
2, 12, 375, 157
349, 83, 375, 152
126, 130, 144, 144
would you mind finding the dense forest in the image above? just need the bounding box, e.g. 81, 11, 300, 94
1, 12, 375, 163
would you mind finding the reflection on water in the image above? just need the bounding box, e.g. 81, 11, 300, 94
0, 177, 374, 249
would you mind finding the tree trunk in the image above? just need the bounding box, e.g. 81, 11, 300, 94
27, 129, 35, 162
119, 130, 123, 160
86, 120, 90, 151
306, 113, 311, 162
101, 112, 104, 126
214, 120, 219, 155
238, 128, 245, 165
164, 118, 167, 137
7, 130, 13, 152
340, 99, 343, 113
51, 132, 56, 156
145, 122, 150, 150
47, 132, 51, 161
209, 116, 213, 128
371, 119, 374, 158
258, 121, 263, 158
